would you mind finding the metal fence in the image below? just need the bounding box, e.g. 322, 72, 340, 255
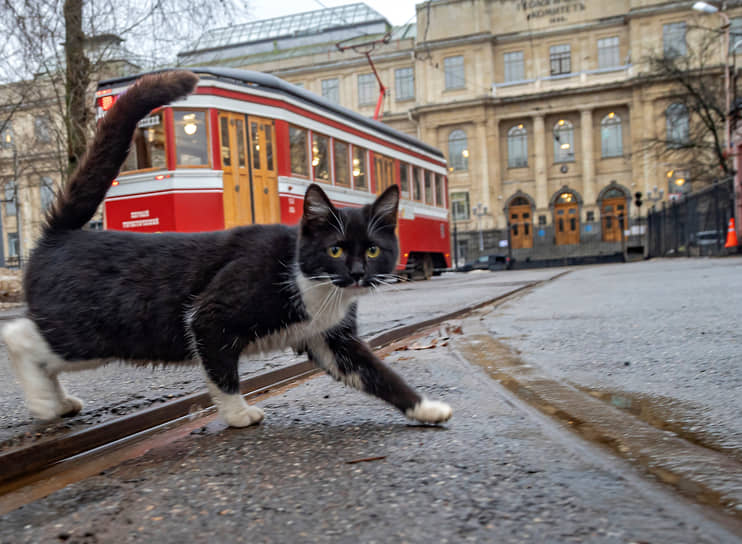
646, 178, 734, 258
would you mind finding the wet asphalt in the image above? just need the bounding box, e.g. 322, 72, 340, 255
2, 335, 739, 543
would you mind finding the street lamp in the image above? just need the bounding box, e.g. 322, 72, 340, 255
647, 186, 665, 211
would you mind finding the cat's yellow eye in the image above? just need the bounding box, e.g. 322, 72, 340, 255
366, 245, 381, 258
328, 246, 344, 258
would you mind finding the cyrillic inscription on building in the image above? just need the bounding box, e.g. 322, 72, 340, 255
518, 0, 587, 24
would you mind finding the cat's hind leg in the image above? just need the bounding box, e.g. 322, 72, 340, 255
1, 318, 83, 420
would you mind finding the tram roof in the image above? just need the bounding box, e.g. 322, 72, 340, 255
99, 66, 445, 161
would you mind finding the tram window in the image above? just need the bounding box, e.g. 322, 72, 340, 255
352, 146, 368, 191
399, 163, 410, 198
263, 123, 274, 171
312, 133, 330, 182
250, 121, 261, 169
289, 126, 309, 177
334, 140, 350, 187
122, 112, 166, 172
412, 167, 423, 202
424, 171, 434, 204
435, 174, 446, 207
219, 117, 230, 167
174, 110, 208, 167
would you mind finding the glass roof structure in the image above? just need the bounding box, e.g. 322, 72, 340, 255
187, 3, 387, 52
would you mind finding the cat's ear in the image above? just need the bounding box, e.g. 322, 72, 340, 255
371, 184, 399, 227
303, 183, 336, 224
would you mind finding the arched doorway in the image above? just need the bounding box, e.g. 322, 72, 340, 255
507, 194, 533, 249
599, 184, 629, 242
553, 190, 580, 245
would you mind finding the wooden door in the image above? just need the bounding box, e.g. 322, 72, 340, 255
248, 116, 280, 225
509, 203, 533, 249
601, 197, 626, 242
219, 112, 253, 228
554, 202, 580, 245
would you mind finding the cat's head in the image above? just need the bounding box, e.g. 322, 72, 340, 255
298, 183, 400, 289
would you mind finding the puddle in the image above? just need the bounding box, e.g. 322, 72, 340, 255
575, 387, 742, 465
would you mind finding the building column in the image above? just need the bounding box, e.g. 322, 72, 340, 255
533, 114, 548, 209
580, 108, 595, 205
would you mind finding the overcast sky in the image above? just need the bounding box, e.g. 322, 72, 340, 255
248, 0, 421, 27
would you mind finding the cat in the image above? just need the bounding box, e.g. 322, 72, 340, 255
2, 70, 452, 428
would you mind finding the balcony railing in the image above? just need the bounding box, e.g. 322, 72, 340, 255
492, 64, 633, 98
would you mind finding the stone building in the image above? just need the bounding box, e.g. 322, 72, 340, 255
180, 0, 741, 264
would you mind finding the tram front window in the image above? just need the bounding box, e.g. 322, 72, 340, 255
122, 113, 166, 173
174, 110, 208, 167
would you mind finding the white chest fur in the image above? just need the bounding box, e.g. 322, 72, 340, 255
242, 272, 362, 356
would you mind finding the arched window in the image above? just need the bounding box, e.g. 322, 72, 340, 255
507, 125, 528, 168
553, 119, 574, 163
601, 113, 623, 157
448, 129, 469, 171
666, 103, 689, 146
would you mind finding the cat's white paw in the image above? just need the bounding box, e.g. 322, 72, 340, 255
222, 405, 264, 428
28, 393, 83, 420
406, 399, 452, 424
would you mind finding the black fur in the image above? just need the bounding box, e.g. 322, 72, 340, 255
15, 70, 452, 425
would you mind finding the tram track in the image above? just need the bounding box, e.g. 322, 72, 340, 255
0, 273, 568, 506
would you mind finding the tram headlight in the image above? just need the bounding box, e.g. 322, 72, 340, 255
184, 122, 198, 136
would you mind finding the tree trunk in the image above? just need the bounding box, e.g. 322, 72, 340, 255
64, 0, 90, 177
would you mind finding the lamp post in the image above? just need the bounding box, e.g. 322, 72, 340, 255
472, 203, 489, 252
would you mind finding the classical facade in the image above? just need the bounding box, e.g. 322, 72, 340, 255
180, 0, 740, 263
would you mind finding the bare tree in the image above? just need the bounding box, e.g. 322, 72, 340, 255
0, 0, 249, 176
641, 24, 737, 190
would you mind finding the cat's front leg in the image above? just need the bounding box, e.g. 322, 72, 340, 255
304, 332, 452, 424
189, 317, 263, 428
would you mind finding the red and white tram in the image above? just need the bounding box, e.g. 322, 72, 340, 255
95, 67, 451, 278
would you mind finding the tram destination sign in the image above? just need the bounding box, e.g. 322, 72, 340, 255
518, 0, 586, 24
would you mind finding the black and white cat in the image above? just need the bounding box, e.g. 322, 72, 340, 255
2, 70, 452, 428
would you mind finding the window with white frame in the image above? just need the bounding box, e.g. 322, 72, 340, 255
321, 78, 339, 104
395, 67, 414, 101
504, 51, 525, 82
34, 116, 51, 144
448, 129, 469, 171
663, 22, 686, 58
451, 192, 470, 221
7, 232, 18, 258
1, 122, 12, 149
666, 103, 689, 146
553, 119, 574, 162
507, 124, 528, 168
358, 73, 376, 106
549, 44, 571, 75
601, 113, 623, 157
4, 181, 16, 216
444, 55, 465, 90
597, 37, 620, 69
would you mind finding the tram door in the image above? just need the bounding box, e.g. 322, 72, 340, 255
219, 112, 253, 228
247, 117, 280, 224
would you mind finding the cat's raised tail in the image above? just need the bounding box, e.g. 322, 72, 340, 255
44, 70, 199, 233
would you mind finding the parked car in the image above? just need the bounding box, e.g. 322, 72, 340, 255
690, 230, 724, 246
460, 254, 512, 272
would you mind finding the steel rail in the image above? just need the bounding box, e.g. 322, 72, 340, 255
0, 273, 567, 489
